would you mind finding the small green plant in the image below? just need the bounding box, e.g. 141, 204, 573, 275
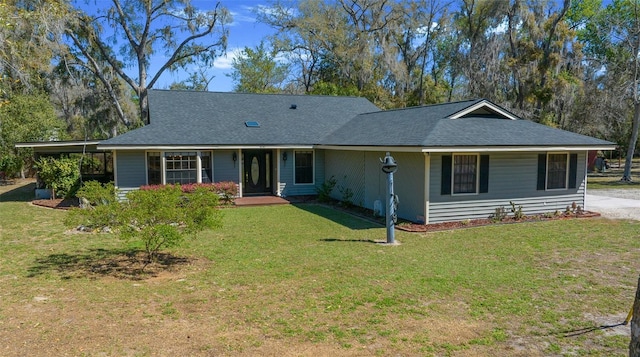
120, 185, 223, 262
34, 156, 81, 199
140, 181, 238, 205
338, 186, 354, 208
316, 176, 337, 203
461, 219, 471, 226
65, 181, 119, 231
67, 184, 224, 263
490, 206, 508, 223
76, 180, 117, 206
509, 201, 525, 220
565, 201, 584, 216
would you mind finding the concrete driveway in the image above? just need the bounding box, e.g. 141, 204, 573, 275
586, 189, 640, 221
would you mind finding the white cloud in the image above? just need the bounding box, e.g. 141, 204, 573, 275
213, 47, 244, 69
228, 10, 256, 26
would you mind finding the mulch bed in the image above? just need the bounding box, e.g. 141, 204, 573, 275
327, 201, 602, 233
32, 198, 80, 210
395, 211, 602, 232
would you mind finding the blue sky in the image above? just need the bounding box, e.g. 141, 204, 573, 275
76, 0, 275, 92
152, 0, 275, 92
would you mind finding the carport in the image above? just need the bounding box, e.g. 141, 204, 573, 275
14, 140, 113, 188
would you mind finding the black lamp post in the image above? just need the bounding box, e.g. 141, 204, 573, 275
381, 152, 398, 244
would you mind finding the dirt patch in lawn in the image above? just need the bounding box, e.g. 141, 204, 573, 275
27, 249, 205, 281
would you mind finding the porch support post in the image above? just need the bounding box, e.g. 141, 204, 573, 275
237, 149, 243, 197
276, 148, 281, 196
424, 152, 430, 225
196, 151, 202, 183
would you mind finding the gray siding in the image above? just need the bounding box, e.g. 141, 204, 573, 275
325, 150, 426, 222
428, 152, 587, 223
115, 150, 146, 199
324, 150, 366, 206
213, 150, 239, 183
390, 152, 426, 222
279, 149, 324, 197
363, 152, 385, 211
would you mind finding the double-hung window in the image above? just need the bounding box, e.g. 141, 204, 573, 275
165, 152, 198, 184
537, 152, 578, 191
453, 154, 478, 194
294, 151, 314, 184
146, 151, 213, 185
546, 153, 568, 190
441, 154, 489, 195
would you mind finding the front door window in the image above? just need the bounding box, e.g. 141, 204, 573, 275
251, 156, 260, 185
243, 150, 272, 194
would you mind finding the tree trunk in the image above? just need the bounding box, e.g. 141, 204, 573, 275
139, 88, 149, 125
630, 275, 640, 356
622, 102, 640, 181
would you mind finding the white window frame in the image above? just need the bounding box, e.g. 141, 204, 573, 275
546, 152, 569, 191
145, 150, 212, 185
451, 153, 479, 195
293, 150, 315, 185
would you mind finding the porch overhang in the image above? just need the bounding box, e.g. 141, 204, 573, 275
15, 140, 103, 153
96, 144, 314, 151
315, 144, 616, 153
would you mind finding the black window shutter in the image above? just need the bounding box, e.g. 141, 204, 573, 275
568, 153, 578, 189
537, 154, 547, 190
479, 155, 489, 193
441, 155, 452, 195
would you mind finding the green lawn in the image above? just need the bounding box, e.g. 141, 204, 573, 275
588, 158, 640, 189
0, 181, 639, 356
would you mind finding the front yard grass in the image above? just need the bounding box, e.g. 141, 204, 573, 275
1, 180, 639, 356
588, 157, 640, 189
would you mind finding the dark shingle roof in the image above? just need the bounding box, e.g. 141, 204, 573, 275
100, 92, 614, 149
321, 100, 614, 148
100, 90, 380, 146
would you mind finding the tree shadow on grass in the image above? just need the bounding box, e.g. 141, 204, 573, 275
320, 238, 381, 244
0, 182, 35, 202
555, 322, 627, 337
27, 248, 191, 280
292, 203, 383, 230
